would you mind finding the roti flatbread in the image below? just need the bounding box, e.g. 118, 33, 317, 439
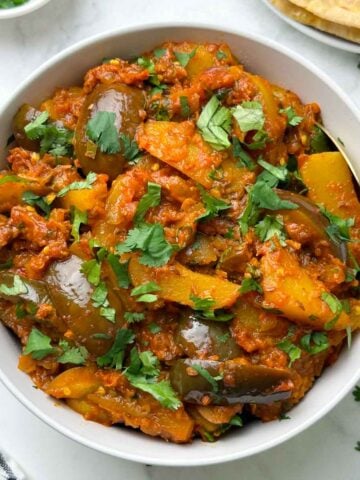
289, 0, 360, 29
271, 0, 360, 44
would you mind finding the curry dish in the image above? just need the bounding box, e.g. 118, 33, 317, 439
1, 41, 360, 443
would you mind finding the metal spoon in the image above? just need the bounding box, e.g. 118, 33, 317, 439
315, 122, 360, 185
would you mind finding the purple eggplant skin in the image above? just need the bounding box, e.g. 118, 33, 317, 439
170, 359, 292, 406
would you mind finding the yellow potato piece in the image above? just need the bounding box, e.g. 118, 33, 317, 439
46, 367, 100, 399
136, 120, 224, 188
129, 256, 239, 309
300, 152, 360, 219
260, 247, 350, 330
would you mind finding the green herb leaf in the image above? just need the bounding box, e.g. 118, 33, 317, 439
57, 172, 97, 198
353, 385, 360, 401
280, 107, 303, 127
106, 254, 130, 289
0, 175, 28, 186
124, 311, 145, 323
86, 111, 120, 154
320, 206, 354, 244
81, 259, 101, 287
197, 95, 232, 150
24, 111, 49, 138
190, 293, 216, 311
239, 277, 263, 294
232, 137, 256, 170
300, 332, 329, 355
321, 292, 343, 330
232, 101, 265, 133
24, 328, 56, 360
257, 158, 288, 181
116, 223, 174, 267
91, 281, 108, 308
71, 207, 88, 242
92, 333, 112, 340
192, 364, 222, 393
125, 347, 181, 409
22, 191, 51, 216
216, 50, 227, 60
148, 323, 162, 334
277, 339, 302, 367
180, 96, 191, 118
119, 133, 142, 164
174, 48, 197, 67
131, 281, 161, 297
99, 306, 116, 323
58, 340, 89, 365
197, 185, 230, 221
154, 48, 167, 58
229, 415, 243, 426
309, 125, 332, 154
96, 328, 135, 369
0, 275, 28, 296
255, 215, 287, 246
134, 182, 161, 225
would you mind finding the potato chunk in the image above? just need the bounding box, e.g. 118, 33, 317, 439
260, 247, 349, 330
129, 256, 239, 309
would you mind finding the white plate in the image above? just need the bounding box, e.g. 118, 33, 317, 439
261, 0, 360, 53
1, 23, 360, 467
0, 0, 50, 19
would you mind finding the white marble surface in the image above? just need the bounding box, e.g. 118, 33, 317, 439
0, 0, 360, 478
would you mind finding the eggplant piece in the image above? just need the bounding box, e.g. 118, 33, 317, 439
170, 359, 292, 406
276, 190, 347, 263
176, 312, 242, 360
0, 272, 50, 305
74, 84, 145, 180
44, 255, 126, 355
12, 104, 41, 151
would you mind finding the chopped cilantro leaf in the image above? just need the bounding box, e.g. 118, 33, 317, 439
134, 182, 161, 225
300, 332, 329, 355
154, 48, 166, 58
57, 172, 97, 198
99, 307, 116, 323
131, 282, 160, 303
320, 206, 354, 244
0, 175, 28, 185
174, 48, 197, 67
246, 129, 269, 150
277, 339, 301, 367
124, 311, 145, 323
197, 95, 232, 150
106, 254, 130, 289
86, 111, 120, 154
119, 133, 142, 164
280, 106, 303, 127
232, 137, 256, 170
232, 101, 265, 133
92, 333, 112, 340
321, 292, 343, 330
24, 111, 74, 157
197, 185, 230, 221
81, 259, 101, 287
91, 281, 108, 308
239, 277, 263, 294
257, 158, 288, 181
229, 415, 243, 426
116, 223, 174, 267
216, 50, 227, 60
255, 215, 287, 246
125, 347, 181, 410
0, 275, 28, 296
148, 323, 162, 334
22, 191, 51, 216
23, 328, 56, 360
353, 385, 360, 401
180, 96, 191, 118
192, 364, 222, 393
190, 293, 216, 311
57, 340, 88, 365
96, 328, 135, 369
71, 207, 88, 242
309, 125, 332, 154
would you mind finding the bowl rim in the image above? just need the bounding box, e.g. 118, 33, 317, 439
0, 0, 51, 19
1, 21, 360, 466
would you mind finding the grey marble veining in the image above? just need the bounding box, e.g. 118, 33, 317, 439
0, 0, 359, 478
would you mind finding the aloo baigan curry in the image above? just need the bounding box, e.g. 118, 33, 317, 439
1, 42, 359, 443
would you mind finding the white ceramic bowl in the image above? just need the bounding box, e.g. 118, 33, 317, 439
0, 23, 360, 467
0, 0, 50, 19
